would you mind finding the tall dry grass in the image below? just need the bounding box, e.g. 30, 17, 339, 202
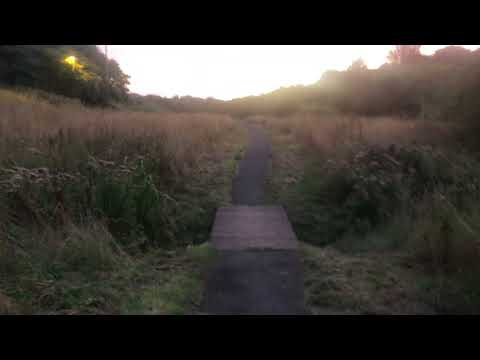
0, 88, 241, 313
265, 112, 454, 155
0, 89, 238, 242
266, 111, 480, 279
0, 88, 235, 177
264, 111, 480, 313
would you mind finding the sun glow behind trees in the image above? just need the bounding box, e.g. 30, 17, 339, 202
103, 45, 480, 100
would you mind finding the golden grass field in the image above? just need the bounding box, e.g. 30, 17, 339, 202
2, 85, 480, 314
0, 88, 246, 314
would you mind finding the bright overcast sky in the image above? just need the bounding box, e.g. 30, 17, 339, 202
100, 45, 480, 100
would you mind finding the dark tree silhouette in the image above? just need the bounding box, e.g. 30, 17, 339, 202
387, 45, 423, 64
0, 45, 130, 106
432, 46, 472, 64
348, 58, 368, 72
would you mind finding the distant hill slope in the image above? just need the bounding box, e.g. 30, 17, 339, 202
127, 93, 228, 113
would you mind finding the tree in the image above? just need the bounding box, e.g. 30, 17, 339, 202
387, 45, 423, 64
0, 45, 130, 106
432, 46, 472, 64
348, 58, 367, 72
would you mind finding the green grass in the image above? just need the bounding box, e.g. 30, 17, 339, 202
301, 242, 438, 314
0, 241, 216, 315
121, 244, 216, 315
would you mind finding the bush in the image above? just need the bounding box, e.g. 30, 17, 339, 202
295, 143, 480, 247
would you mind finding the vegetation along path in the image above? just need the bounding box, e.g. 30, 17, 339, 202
202, 123, 307, 314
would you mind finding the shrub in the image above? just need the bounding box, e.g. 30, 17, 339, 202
294, 141, 480, 247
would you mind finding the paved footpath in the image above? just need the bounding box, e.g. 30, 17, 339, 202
202, 124, 308, 314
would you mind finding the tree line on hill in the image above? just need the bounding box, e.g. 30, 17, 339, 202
0, 45, 130, 106
225, 45, 480, 124
2, 45, 480, 125
127, 93, 225, 113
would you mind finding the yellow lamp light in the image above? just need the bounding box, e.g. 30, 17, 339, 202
64, 55, 77, 70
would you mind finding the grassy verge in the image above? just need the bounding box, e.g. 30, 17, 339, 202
121, 243, 217, 315
301, 243, 436, 314
265, 112, 480, 314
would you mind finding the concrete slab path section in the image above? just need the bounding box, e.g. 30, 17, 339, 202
211, 206, 298, 250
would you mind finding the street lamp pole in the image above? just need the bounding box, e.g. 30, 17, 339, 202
104, 45, 109, 101
104, 45, 108, 82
